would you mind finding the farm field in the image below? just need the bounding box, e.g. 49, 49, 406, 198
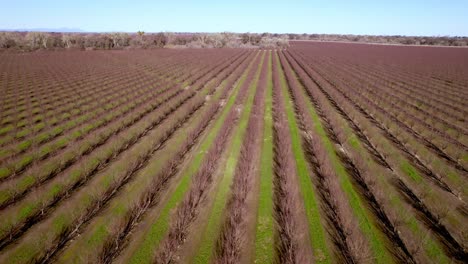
0, 41, 467, 264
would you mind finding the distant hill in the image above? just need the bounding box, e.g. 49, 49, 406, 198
0, 28, 84, 33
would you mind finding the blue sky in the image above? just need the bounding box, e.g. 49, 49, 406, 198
1, 0, 467, 36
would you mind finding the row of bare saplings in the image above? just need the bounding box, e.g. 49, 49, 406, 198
291, 50, 467, 198
281, 51, 420, 262
285, 50, 467, 261
0, 52, 234, 181
332, 51, 468, 109
292, 49, 468, 175
269, 53, 312, 264
2, 49, 230, 146
0, 63, 164, 127
47, 50, 255, 264
293, 48, 467, 121
318, 54, 467, 132
0, 55, 198, 154
94, 51, 257, 264
290, 42, 468, 103
0, 51, 254, 264
312, 53, 467, 144
0, 57, 181, 141
0, 50, 244, 210
1, 71, 176, 160
0, 51, 251, 254
154, 54, 262, 264
215, 52, 268, 263
0, 49, 195, 113
310, 52, 468, 170
278, 51, 377, 263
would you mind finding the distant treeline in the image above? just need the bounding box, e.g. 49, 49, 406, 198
2, 31, 466, 51
0, 31, 289, 51
287, 33, 468, 47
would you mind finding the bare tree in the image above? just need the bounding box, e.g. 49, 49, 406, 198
62, 34, 73, 48
25, 32, 50, 49
0, 32, 19, 48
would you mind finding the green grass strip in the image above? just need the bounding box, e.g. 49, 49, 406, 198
253, 51, 275, 263
127, 53, 258, 264
193, 52, 265, 264
275, 52, 332, 263
282, 55, 394, 263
